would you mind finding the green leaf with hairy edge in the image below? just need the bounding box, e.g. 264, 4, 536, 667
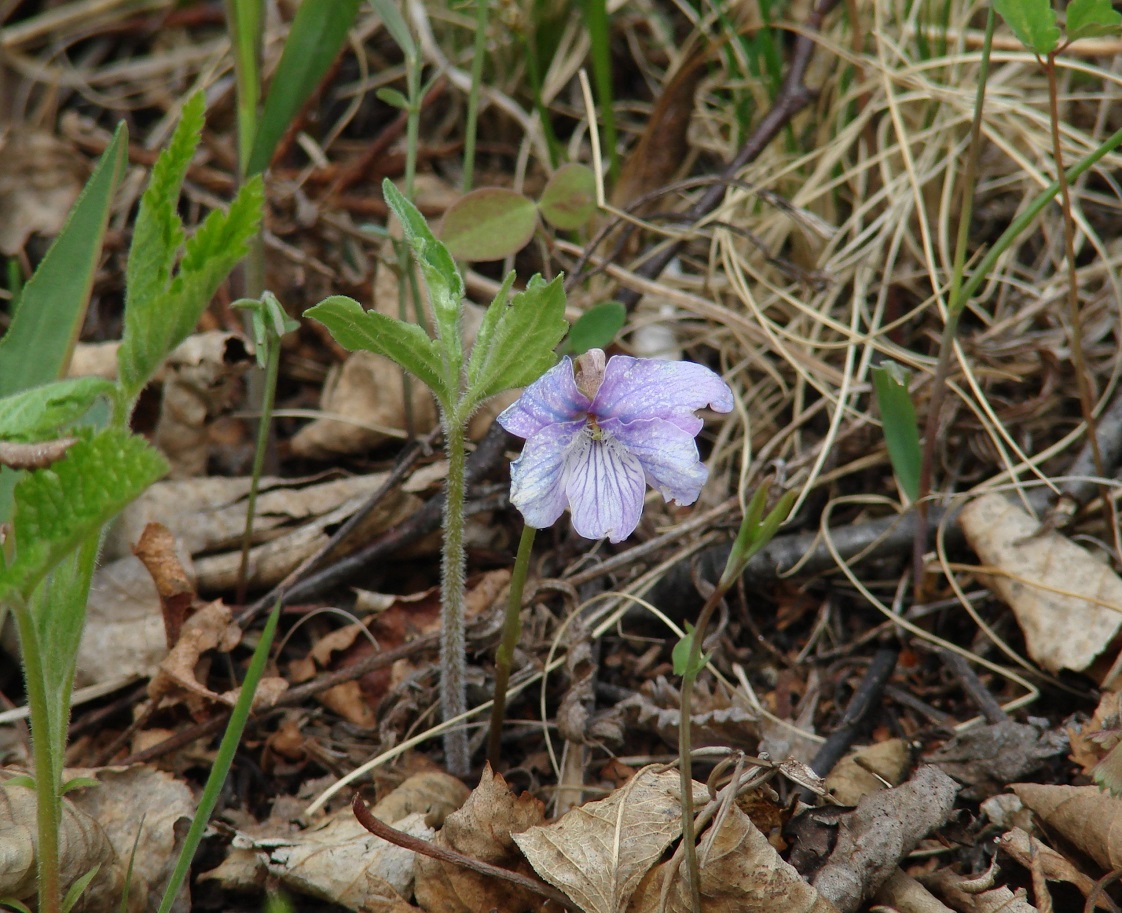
440, 187, 539, 262
0, 124, 127, 399
304, 296, 453, 407
538, 163, 598, 231
382, 179, 464, 360
1066, 0, 1121, 40
0, 378, 116, 442
119, 174, 264, 400
246, 0, 361, 175
872, 362, 922, 501
0, 429, 167, 602
61, 865, 100, 913
465, 274, 568, 407
993, 0, 1060, 53
565, 301, 626, 354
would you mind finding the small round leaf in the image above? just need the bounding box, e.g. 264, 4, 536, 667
440, 187, 538, 261
538, 163, 598, 231
566, 301, 626, 354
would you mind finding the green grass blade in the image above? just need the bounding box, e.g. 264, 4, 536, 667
0, 123, 127, 398
156, 600, 283, 913
246, 0, 362, 175
580, 0, 617, 181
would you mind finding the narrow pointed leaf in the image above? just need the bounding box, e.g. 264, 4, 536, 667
382, 179, 464, 359
246, 0, 362, 175
872, 362, 922, 501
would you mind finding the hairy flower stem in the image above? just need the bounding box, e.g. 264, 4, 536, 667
487, 523, 537, 767
677, 580, 731, 910
440, 414, 470, 775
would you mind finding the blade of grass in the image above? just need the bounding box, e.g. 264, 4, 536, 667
156, 599, 282, 913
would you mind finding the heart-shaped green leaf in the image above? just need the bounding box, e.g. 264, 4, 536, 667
440, 187, 538, 262
538, 163, 598, 231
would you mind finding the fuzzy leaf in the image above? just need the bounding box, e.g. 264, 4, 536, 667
304, 295, 452, 407
0, 378, 116, 442
246, 0, 362, 175
993, 0, 1060, 53
119, 161, 263, 400
539, 163, 598, 231
1066, 0, 1122, 40
872, 362, 922, 501
465, 274, 568, 406
440, 187, 539, 262
382, 179, 464, 362
0, 429, 167, 601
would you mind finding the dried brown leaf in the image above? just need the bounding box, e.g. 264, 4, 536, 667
960, 493, 1122, 681
628, 804, 838, 913
1012, 782, 1122, 872
147, 600, 241, 712
414, 763, 545, 913
514, 765, 705, 913
133, 522, 196, 648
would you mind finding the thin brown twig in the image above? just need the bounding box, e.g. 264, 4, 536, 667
351, 793, 580, 912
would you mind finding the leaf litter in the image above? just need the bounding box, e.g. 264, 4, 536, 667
3, 0, 1122, 911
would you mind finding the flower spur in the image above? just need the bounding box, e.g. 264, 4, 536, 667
497, 348, 734, 542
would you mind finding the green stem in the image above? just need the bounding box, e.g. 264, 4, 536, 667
914, 6, 994, 596
440, 412, 470, 775
14, 604, 62, 913
235, 328, 282, 604
677, 581, 729, 911
487, 523, 537, 767
462, 0, 490, 193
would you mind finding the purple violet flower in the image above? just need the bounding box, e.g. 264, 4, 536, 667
497, 349, 734, 542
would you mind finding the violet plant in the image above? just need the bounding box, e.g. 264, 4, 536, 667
305, 179, 567, 775
486, 348, 734, 762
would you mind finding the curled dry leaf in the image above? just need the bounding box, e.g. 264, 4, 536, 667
960, 492, 1122, 682
0, 780, 125, 911
628, 804, 839, 913
926, 719, 1068, 800
825, 738, 910, 806
1011, 782, 1122, 872
0, 436, 78, 470
147, 599, 242, 713
133, 521, 196, 648
997, 827, 1106, 904
414, 763, 546, 913
513, 765, 707, 913
153, 331, 255, 478
920, 866, 1038, 913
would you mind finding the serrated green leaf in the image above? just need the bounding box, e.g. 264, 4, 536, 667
1066, 0, 1121, 39
119, 172, 264, 399
872, 362, 922, 502
382, 179, 464, 360
0, 429, 167, 601
538, 163, 598, 231
304, 295, 452, 407
0, 123, 128, 399
123, 94, 203, 345
465, 274, 568, 406
246, 0, 362, 175
993, 0, 1060, 53
440, 187, 539, 262
565, 301, 626, 355
0, 378, 116, 442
